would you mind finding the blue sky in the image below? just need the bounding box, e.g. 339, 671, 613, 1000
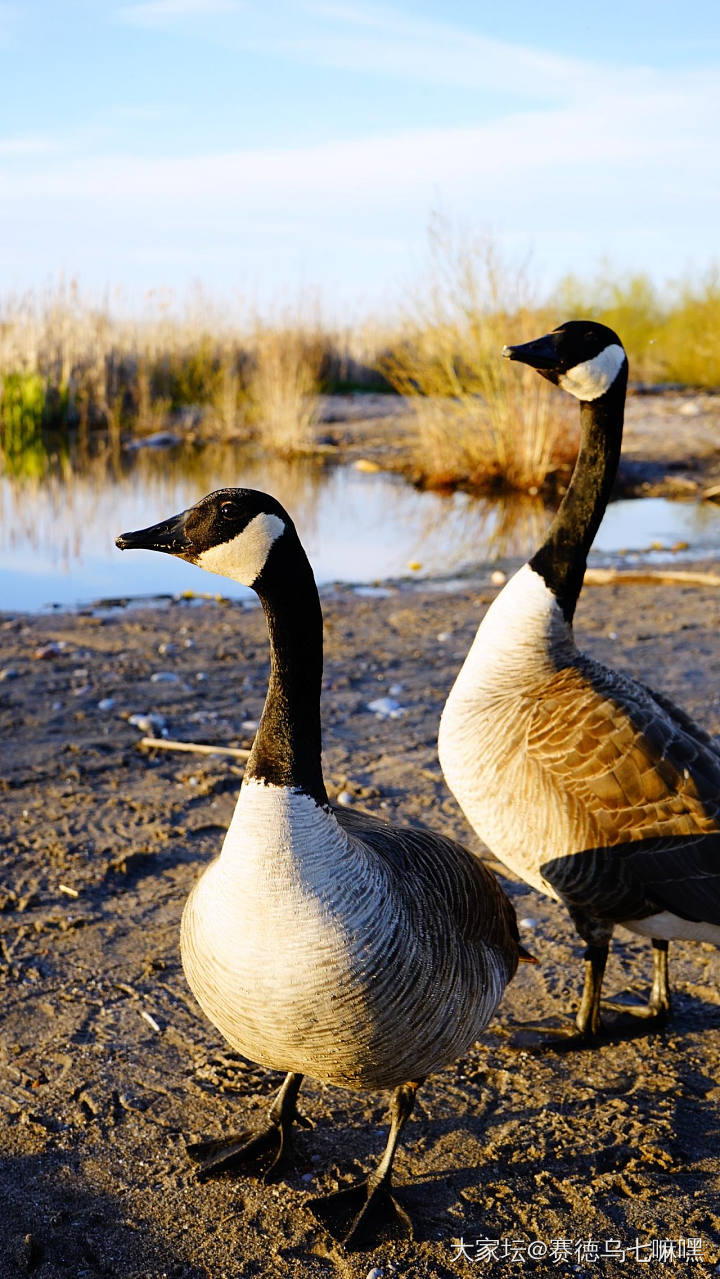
1, 0, 719, 318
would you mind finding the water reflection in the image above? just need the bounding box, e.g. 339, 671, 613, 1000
2, 437, 720, 612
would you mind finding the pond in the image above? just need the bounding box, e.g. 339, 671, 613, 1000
2, 441, 720, 612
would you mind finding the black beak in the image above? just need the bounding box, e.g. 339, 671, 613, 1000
116, 510, 192, 556
502, 332, 558, 371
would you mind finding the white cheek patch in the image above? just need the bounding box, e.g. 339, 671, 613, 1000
558, 344, 626, 401
196, 512, 286, 585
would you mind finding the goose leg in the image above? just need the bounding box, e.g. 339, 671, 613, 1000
648, 938, 671, 1017
309, 1080, 421, 1250
575, 942, 608, 1040
187, 1071, 309, 1182
602, 938, 671, 1022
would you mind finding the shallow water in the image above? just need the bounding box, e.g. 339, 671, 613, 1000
2, 441, 720, 611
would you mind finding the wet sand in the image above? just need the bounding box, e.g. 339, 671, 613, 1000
2, 565, 720, 1278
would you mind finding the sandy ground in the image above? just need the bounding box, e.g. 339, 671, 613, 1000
2, 561, 720, 1278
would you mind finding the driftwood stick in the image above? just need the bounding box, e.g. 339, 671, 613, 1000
138, 737, 251, 760
584, 567, 720, 588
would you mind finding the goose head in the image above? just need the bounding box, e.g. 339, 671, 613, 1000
116, 488, 293, 588
502, 320, 627, 402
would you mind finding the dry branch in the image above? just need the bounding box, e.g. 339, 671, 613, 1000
138, 736, 250, 760
584, 567, 720, 588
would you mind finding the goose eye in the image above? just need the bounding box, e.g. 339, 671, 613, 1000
219, 502, 237, 520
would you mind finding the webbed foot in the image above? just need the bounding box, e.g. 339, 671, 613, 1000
309, 1174, 413, 1249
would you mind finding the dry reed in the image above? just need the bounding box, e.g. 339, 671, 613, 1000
381, 226, 577, 493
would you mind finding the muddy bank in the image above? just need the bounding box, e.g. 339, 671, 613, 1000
1, 571, 720, 1278
316, 390, 720, 499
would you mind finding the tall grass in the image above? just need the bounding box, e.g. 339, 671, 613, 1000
553, 265, 720, 387
244, 322, 325, 456
2, 256, 720, 491
0, 284, 356, 461
380, 228, 577, 492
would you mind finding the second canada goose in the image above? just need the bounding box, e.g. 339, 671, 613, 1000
116, 487, 525, 1247
439, 320, 720, 1042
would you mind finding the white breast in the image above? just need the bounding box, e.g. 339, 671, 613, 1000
439, 564, 576, 895
181, 779, 511, 1090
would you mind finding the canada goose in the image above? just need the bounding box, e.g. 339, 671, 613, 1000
116, 487, 525, 1247
439, 320, 720, 1042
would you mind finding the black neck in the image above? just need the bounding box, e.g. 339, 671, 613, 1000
245, 535, 327, 806
530, 367, 627, 622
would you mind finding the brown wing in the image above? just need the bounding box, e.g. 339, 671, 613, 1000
333, 803, 520, 974
528, 656, 720, 925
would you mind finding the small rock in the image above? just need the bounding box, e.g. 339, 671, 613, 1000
491, 570, 507, 586
436, 632, 451, 643
241, 719, 259, 732
195, 671, 208, 682
337, 791, 354, 807
407, 560, 422, 571
519, 917, 538, 930
158, 642, 178, 657
367, 697, 404, 719
366, 1268, 385, 1279
128, 713, 167, 736
354, 458, 381, 472
151, 671, 180, 683
0, 667, 19, 681
388, 682, 404, 696
97, 698, 116, 711
34, 642, 63, 660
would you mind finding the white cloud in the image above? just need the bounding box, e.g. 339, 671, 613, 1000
0, 136, 59, 157
2, 4, 718, 309
117, 0, 245, 26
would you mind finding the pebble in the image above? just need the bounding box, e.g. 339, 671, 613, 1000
337, 790, 354, 806
34, 642, 64, 660
366, 697, 404, 719
151, 671, 180, 683
158, 642, 178, 657
195, 671, 208, 682
388, 682, 404, 696
491, 570, 507, 586
241, 719, 259, 732
0, 667, 19, 681
366, 1268, 385, 1279
519, 917, 538, 930
128, 713, 167, 736
436, 632, 451, 643
97, 698, 116, 711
